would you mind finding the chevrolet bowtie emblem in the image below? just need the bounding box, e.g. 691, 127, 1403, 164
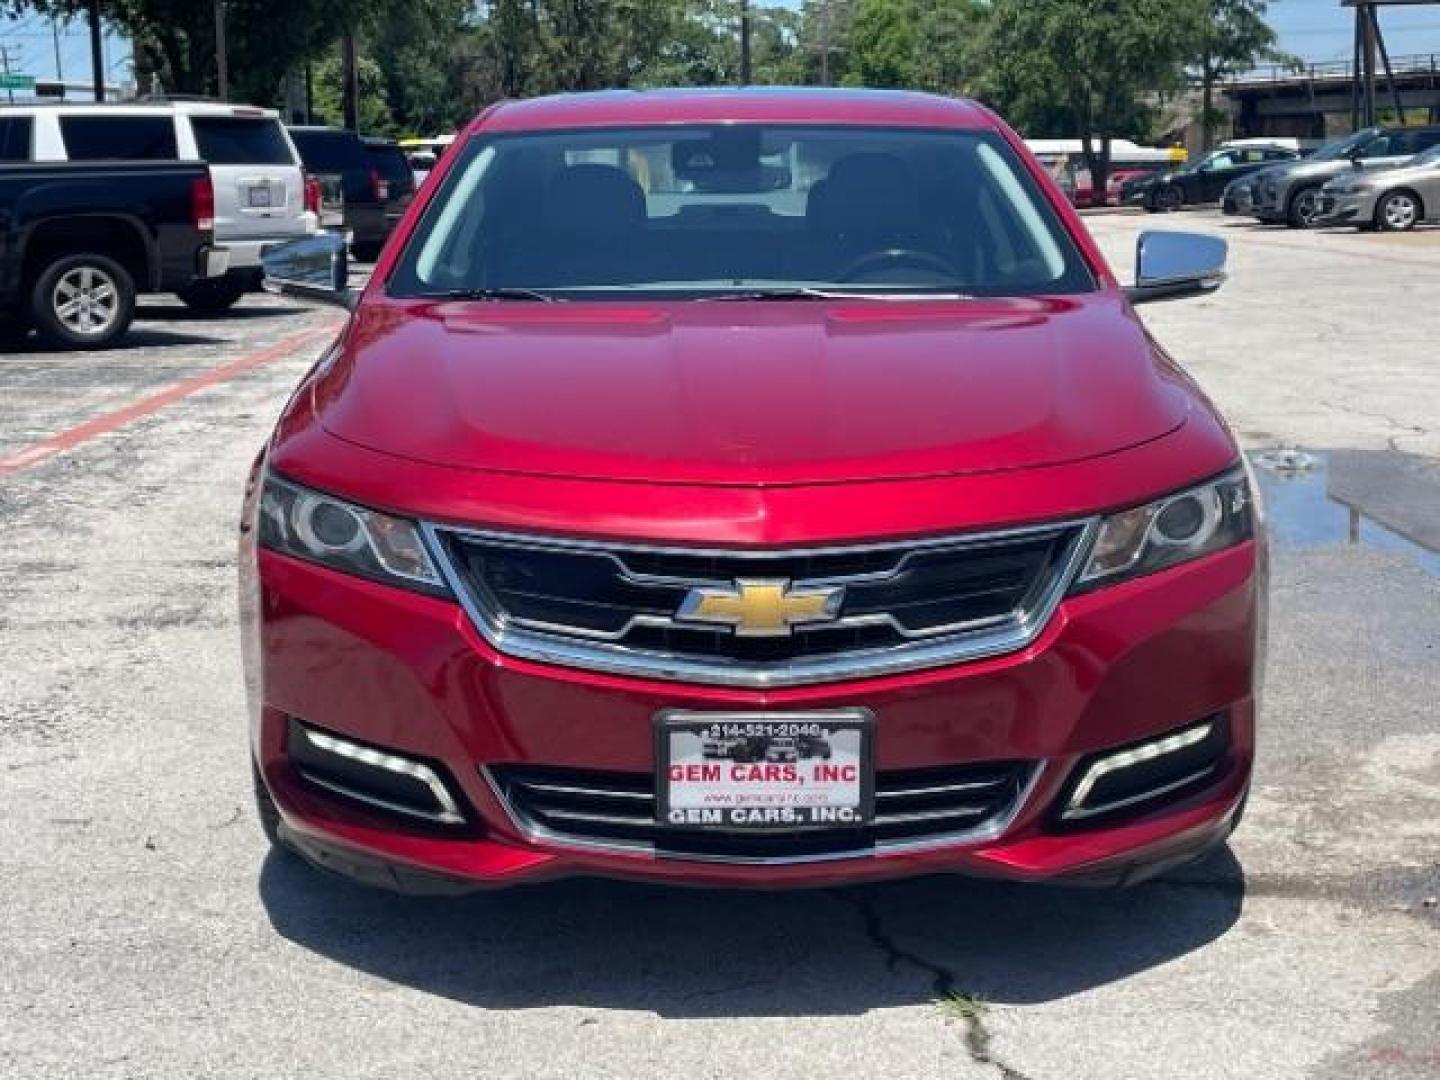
676, 578, 844, 638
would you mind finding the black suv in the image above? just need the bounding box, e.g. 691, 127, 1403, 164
287, 126, 403, 259
1125, 144, 1300, 211
362, 136, 417, 240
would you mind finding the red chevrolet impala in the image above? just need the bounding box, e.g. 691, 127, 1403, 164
243, 89, 1263, 892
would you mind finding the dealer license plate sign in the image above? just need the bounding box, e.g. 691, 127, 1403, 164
655, 710, 873, 830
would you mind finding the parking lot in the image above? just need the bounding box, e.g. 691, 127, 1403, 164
2, 214, 1437, 1079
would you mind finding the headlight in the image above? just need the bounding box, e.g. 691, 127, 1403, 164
257, 473, 450, 597
1071, 467, 1254, 592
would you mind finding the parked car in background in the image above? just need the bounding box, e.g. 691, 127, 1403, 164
361, 136, 417, 241
1125, 145, 1298, 211
398, 134, 455, 187
250, 89, 1259, 894
288, 126, 401, 259
1317, 142, 1440, 231
0, 158, 227, 347
1073, 166, 1161, 208
2, 101, 316, 312
1220, 173, 1256, 216
1250, 125, 1440, 227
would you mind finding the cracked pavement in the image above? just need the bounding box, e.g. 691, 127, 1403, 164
2, 219, 1438, 1079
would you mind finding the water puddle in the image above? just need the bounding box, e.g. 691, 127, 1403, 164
1249, 449, 1440, 579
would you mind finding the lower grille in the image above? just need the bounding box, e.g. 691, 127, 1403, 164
486, 761, 1036, 862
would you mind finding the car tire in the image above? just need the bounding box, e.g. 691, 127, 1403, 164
1155, 185, 1184, 212
1285, 185, 1322, 229
29, 252, 136, 350
1375, 189, 1422, 232
176, 275, 249, 314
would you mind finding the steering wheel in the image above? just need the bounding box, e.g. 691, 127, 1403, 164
836, 247, 963, 283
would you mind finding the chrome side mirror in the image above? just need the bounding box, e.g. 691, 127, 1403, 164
262, 232, 354, 310
1126, 230, 1227, 305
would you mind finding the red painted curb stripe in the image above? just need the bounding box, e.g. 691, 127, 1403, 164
0, 322, 337, 478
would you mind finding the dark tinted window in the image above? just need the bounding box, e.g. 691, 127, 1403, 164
60, 115, 177, 160
365, 143, 412, 186
288, 129, 367, 172
1401, 129, 1440, 155
191, 116, 294, 165
1360, 133, 1405, 159
0, 116, 32, 161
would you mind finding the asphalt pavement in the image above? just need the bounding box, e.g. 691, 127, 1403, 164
2, 221, 1437, 1080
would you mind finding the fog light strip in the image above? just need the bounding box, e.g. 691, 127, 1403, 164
299, 727, 465, 825
1062, 723, 1214, 821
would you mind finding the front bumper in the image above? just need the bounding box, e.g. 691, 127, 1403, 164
1316, 191, 1377, 226
1251, 188, 1285, 221
243, 526, 1261, 891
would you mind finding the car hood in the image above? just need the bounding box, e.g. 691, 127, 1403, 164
313, 293, 1192, 486
1274, 159, 1353, 183
1343, 161, 1435, 186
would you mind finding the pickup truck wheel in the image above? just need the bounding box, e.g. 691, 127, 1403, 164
30, 253, 135, 349
176, 276, 248, 314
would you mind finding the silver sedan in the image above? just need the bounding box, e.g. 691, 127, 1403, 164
1317, 145, 1440, 231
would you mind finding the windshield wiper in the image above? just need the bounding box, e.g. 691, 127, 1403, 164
437, 287, 563, 302
697, 287, 857, 302
700, 287, 973, 302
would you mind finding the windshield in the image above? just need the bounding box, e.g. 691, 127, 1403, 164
1178, 151, 1221, 174
388, 124, 1095, 299
1311, 131, 1373, 162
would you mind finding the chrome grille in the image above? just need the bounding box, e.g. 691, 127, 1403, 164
425, 521, 1094, 688
486, 761, 1037, 862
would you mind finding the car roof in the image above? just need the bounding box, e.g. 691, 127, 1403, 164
0, 100, 280, 119
472, 87, 995, 135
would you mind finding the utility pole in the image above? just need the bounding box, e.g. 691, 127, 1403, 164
52, 21, 64, 84
86, 0, 103, 101
214, 0, 229, 100
1361, 3, 1377, 126
341, 30, 359, 131
739, 0, 752, 85
0, 43, 17, 105
819, 0, 832, 86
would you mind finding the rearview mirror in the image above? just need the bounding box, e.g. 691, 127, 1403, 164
262, 233, 354, 310
1126, 230, 1227, 305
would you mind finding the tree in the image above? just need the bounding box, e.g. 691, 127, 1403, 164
983, 0, 1207, 194
842, 0, 919, 88
836, 0, 982, 93
1191, 0, 1293, 149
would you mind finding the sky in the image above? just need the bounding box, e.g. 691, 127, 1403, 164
4, 1, 1440, 90
1268, 0, 1440, 62
0, 12, 131, 92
